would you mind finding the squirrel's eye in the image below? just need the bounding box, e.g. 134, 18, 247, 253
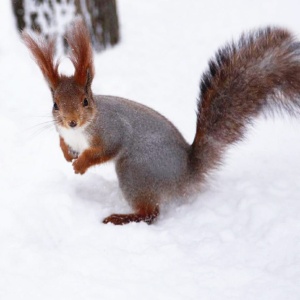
83, 98, 89, 107
53, 102, 59, 110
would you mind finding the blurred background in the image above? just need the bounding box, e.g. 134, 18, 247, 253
12, 0, 120, 53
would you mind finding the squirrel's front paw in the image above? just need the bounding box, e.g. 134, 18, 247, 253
64, 154, 73, 162
62, 150, 75, 162
72, 158, 87, 175
62, 149, 78, 162
69, 149, 79, 160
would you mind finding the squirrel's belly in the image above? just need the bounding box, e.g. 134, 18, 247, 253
58, 126, 90, 154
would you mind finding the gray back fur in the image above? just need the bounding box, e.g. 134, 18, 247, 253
89, 96, 190, 204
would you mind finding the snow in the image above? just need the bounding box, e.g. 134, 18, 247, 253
1, 0, 300, 299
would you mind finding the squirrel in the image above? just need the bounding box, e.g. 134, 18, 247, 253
22, 18, 300, 225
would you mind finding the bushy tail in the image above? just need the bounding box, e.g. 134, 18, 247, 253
189, 27, 300, 179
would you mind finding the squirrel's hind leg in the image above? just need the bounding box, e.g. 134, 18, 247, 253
103, 200, 160, 225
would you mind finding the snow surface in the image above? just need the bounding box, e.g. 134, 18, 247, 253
1, 0, 300, 299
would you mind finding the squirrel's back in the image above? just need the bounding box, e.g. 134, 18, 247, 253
91, 95, 191, 201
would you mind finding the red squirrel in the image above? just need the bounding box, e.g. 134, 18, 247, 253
22, 18, 300, 225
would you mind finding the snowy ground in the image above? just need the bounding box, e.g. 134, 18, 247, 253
1, 0, 300, 299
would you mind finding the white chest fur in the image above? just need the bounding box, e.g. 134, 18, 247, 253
58, 126, 90, 154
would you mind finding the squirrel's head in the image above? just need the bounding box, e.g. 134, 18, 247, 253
22, 17, 95, 129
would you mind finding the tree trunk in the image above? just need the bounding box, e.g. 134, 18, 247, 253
12, 0, 120, 52
12, 0, 26, 31
77, 0, 120, 51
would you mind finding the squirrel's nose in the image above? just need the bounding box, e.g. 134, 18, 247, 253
68, 120, 77, 128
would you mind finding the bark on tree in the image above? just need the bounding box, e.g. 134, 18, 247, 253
76, 0, 120, 51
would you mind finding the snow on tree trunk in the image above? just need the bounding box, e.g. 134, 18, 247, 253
12, 0, 120, 53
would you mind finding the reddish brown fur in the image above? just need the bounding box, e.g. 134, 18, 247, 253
22, 32, 59, 89
190, 27, 300, 180
71, 135, 118, 174
103, 203, 159, 225
72, 147, 116, 174
65, 18, 95, 87
53, 76, 95, 129
59, 137, 76, 162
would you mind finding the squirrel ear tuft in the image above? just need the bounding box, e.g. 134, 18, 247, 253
65, 17, 95, 87
22, 31, 60, 90
85, 69, 93, 92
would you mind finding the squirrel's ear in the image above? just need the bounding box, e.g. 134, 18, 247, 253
65, 17, 95, 87
22, 31, 60, 90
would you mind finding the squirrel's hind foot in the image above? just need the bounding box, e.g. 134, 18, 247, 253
103, 205, 159, 225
